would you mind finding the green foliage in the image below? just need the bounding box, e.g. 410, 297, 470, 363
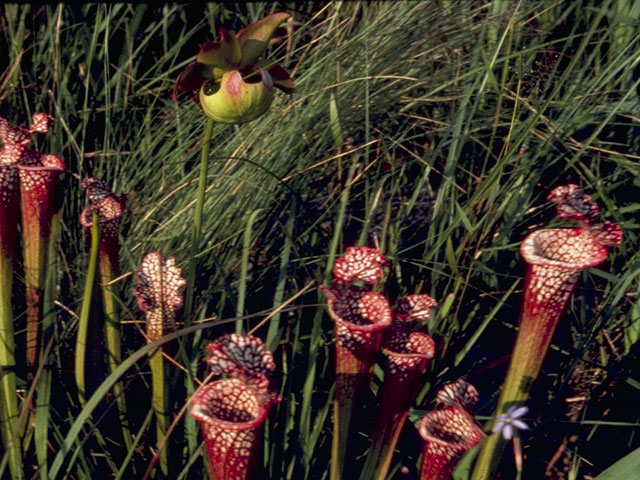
1, 1, 639, 478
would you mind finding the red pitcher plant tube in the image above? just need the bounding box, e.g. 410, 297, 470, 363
0, 114, 48, 479
418, 404, 485, 480
471, 185, 622, 480
321, 246, 392, 480
0, 113, 57, 478
133, 251, 186, 475
360, 294, 438, 480
191, 334, 278, 480
79, 177, 130, 447
17, 115, 66, 369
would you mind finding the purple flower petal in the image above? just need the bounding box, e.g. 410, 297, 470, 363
502, 424, 514, 440
510, 406, 529, 418
512, 419, 529, 431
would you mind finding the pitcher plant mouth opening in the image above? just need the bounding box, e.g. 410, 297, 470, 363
419, 406, 485, 480
471, 184, 621, 480
191, 378, 272, 479
192, 333, 277, 479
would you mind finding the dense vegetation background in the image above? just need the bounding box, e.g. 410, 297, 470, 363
1, 1, 639, 478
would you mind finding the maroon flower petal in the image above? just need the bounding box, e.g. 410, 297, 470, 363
206, 334, 276, 393
133, 252, 186, 341
395, 294, 438, 323
418, 407, 485, 480
332, 246, 389, 284
174, 61, 211, 97
263, 61, 295, 94
435, 379, 479, 412
547, 184, 600, 226
190, 378, 271, 480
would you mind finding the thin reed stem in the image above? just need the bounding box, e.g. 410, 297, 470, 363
0, 230, 22, 480
34, 209, 61, 479
75, 211, 100, 405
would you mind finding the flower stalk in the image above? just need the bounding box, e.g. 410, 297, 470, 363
133, 252, 186, 476
183, 117, 214, 325
471, 185, 621, 479
177, 13, 294, 324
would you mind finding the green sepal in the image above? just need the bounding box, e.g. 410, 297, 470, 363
237, 12, 290, 68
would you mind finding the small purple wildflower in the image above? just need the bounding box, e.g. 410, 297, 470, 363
493, 405, 529, 440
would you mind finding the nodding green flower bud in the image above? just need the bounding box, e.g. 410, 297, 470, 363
175, 12, 294, 124
199, 68, 274, 124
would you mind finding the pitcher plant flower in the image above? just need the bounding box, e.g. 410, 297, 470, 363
321, 246, 392, 480
0, 113, 54, 479
191, 334, 278, 479
360, 294, 437, 480
471, 185, 622, 480
418, 403, 485, 480
133, 252, 186, 476
78, 177, 130, 447
175, 12, 294, 124
175, 13, 294, 330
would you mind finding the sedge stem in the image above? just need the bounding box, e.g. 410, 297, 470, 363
100, 254, 132, 450
0, 239, 23, 480
75, 211, 100, 406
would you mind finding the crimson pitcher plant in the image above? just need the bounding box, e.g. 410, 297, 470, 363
191, 333, 278, 479
419, 403, 484, 480
78, 177, 130, 447
471, 185, 622, 479
0, 114, 50, 480
417, 381, 483, 480
133, 252, 186, 476
16, 114, 66, 370
0, 113, 57, 479
321, 246, 392, 480
360, 294, 438, 480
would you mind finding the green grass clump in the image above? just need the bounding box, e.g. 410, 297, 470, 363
1, 1, 639, 478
